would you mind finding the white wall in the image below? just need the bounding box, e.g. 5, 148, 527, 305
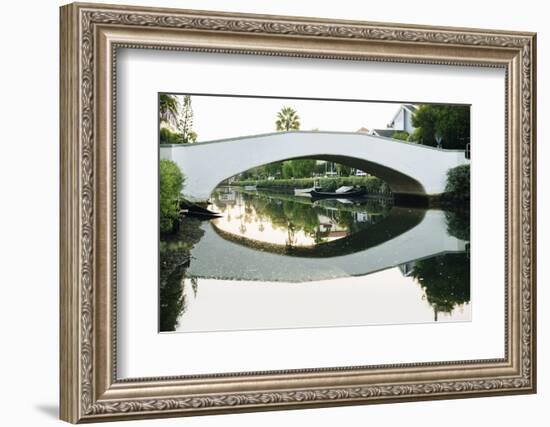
0, 1, 546, 427
393, 108, 405, 130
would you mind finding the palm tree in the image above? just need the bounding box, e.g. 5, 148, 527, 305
177, 95, 197, 143
275, 106, 300, 131
159, 94, 179, 126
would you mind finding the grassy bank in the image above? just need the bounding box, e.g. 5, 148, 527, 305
235, 176, 391, 194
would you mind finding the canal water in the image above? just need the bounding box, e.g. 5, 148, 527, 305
160, 187, 471, 333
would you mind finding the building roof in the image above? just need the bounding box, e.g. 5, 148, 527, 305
371, 129, 397, 138
402, 104, 418, 113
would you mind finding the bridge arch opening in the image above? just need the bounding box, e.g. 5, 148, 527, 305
210, 154, 426, 199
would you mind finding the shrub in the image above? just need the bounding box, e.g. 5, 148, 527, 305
319, 178, 338, 192
160, 127, 181, 144
391, 131, 410, 141
160, 159, 185, 233
444, 164, 470, 203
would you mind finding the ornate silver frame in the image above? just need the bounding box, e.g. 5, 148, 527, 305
60, 2, 537, 423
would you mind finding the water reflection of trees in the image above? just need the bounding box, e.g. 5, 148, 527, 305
445, 208, 470, 241
159, 217, 204, 332
411, 252, 470, 319
411, 207, 469, 320
213, 206, 425, 258
216, 189, 393, 247
241, 192, 322, 244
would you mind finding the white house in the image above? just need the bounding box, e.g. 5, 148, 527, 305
369, 104, 418, 137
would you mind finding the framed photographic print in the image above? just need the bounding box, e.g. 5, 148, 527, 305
60, 2, 537, 423
157, 94, 472, 333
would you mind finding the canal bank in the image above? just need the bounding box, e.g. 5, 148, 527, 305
233, 176, 391, 195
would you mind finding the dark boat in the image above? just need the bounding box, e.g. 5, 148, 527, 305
178, 199, 222, 219
310, 187, 366, 199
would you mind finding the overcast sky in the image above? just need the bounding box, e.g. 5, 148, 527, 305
169, 94, 403, 142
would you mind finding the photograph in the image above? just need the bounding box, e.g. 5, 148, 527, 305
158, 94, 471, 333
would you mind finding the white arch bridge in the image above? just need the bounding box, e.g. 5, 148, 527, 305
160, 131, 470, 202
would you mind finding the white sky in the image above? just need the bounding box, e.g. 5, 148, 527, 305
170, 94, 403, 142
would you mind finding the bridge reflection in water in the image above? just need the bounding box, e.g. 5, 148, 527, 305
160, 188, 470, 333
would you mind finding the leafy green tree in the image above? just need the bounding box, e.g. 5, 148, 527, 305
291, 159, 316, 178
410, 105, 470, 149
336, 163, 352, 176
159, 94, 178, 126
177, 95, 197, 143
275, 106, 300, 131
410, 106, 436, 145
314, 161, 327, 175
160, 159, 185, 233
262, 161, 283, 178
282, 161, 294, 179
279, 159, 316, 178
